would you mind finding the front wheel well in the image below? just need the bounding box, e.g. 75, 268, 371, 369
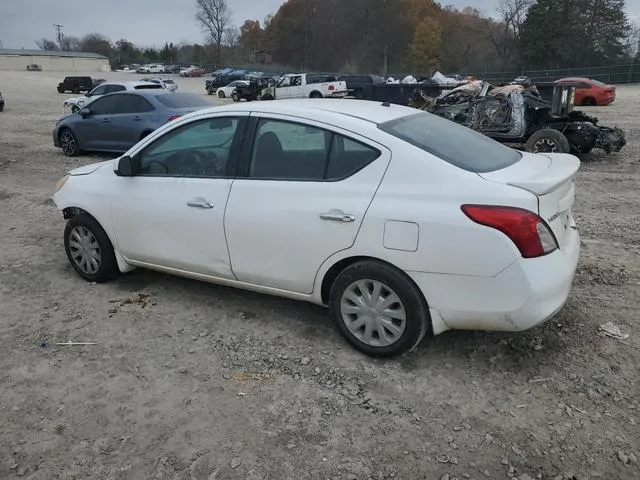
62, 206, 91, 220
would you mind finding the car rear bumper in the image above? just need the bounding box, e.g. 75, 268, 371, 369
407, 227, 580, 333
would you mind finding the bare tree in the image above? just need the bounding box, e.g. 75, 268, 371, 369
223, 27, 239, 49
483, 0, 532, 68
35, 38, 59, 51
624, 20, 640, 62
196, 0, 230, 64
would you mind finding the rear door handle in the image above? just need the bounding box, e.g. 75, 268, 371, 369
320, 212, 355, 222
187, 198, 214, 209
133, 116, 142, 121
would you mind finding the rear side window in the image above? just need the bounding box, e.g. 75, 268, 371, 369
379, 112, 521, 173
249, 118, 380, 181
155, 93, 213, 108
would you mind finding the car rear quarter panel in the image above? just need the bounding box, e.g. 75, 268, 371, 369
316, 139, 539, 283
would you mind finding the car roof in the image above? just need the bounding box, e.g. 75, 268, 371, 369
191, 99, 418, 125
99, 81, 159, 88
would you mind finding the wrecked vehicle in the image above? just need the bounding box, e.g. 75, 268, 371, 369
409, 80, 626, 155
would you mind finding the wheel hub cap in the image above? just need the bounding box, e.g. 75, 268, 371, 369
68, 226, 101, 275
534, 138, 557, 153
340, 279, 406, 347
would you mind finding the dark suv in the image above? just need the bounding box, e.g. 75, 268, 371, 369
57, 77, 95, 94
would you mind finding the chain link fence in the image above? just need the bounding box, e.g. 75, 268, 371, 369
465, 63, 640, 85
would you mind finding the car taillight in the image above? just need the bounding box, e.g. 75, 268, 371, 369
168, 115, 181, 121
461, 205, 558, 258
328, 84, 335, 91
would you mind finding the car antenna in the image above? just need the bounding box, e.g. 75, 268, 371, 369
381, 101, 391, 107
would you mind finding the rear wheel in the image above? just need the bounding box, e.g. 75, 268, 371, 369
582, 97, 596, 106
329, 260, 430, 357
232, 91, 240, 102
310, 91, 323, 99
525, 129, 570, 154
72, 86, 80, 94
59, 128, 80, 157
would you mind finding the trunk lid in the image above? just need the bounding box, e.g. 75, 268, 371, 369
478, 152, 580, 249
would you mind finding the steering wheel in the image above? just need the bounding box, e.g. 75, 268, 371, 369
146, 160, 168, 174
180, 149, 220, 176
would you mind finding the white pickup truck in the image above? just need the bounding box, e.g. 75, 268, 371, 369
261, 73, 348, 100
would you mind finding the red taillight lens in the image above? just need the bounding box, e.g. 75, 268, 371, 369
168, 115, 181, 122
328, 84, 335, 91
461, 205, 558, 258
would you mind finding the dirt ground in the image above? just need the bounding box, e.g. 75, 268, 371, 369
0, 70, 638, 480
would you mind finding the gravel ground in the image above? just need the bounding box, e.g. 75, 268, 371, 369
0, 71, 639, 480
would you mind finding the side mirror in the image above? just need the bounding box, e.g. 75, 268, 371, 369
79, 108, 91, 118
115, 155, 137, 177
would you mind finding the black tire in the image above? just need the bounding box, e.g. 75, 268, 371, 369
262, 93, 274, 101
64, 213, 118, 283
57, 87, 64, 94
310, 91, 323, 99
525, 128, 570, 154
329, 260, 430, 358
232, 91, 240, 102
582, 97, 596, 106
218, 90, 225, 98
72, 87, 80, 94
59, 128, 81, 157
0, 104, 3, 112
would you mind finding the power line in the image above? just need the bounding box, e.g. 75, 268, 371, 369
53, 24, 64, 45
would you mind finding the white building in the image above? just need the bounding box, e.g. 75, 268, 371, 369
0, 49, 110, 72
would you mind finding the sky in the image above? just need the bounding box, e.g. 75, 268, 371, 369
0, 0, 639, 50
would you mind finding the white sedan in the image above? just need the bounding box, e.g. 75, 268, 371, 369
216, 80, 249, 98
52, 99, 580, 357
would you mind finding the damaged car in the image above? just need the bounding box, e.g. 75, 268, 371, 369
409, 79, 626, 155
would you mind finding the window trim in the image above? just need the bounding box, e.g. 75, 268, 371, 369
236, 115, 382, 183
130, 115, 248, 179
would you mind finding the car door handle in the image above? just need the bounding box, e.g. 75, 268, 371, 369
187, 198, 214, 209
320, 212, 355, 222
133, 116, 142, 121
101, 118, 109, 123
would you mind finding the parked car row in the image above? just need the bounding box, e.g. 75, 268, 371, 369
51, 98, 582, 357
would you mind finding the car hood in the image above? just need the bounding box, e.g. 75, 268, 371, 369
69, 159, 114, 176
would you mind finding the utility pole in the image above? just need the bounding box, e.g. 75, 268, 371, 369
53, 24, 64, 46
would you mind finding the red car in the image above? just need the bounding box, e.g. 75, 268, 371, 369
557, 77, 616, 106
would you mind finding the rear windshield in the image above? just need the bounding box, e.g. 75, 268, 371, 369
378, 112, 521, 173
155, 92, 213, 108
163, 79, 175, 84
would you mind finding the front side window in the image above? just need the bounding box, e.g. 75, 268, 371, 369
113, 94, 154, 114
249, 119, 380, 181
86, 95, 120, 115
136, 117, 240, 177
88, 84, 107, 97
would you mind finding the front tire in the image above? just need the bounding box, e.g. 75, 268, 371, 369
525, 128, 570, 154
64, 214, 118, 283
218, 90, 225, 98
59, 128, 81, 157
329, 260, 430, 357
232, 91, 240, 102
